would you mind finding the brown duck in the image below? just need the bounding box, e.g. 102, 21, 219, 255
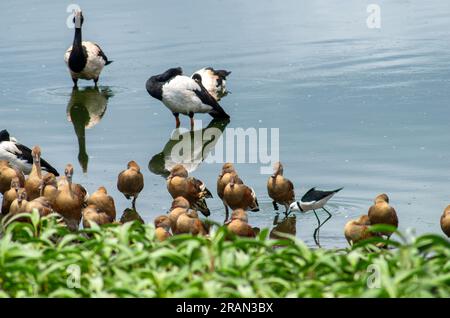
82, 204, 113, 228
344, 215, 374, 245
154, 215, 172, 241
175, 210, 208, 235
217, 163, 244, 220
53, 164, 86, 230
223, 175, 259, 212
117, 161, 144, 210
441, 205, 450, 238
24, 146, 44, 201
87, 186, 116, 220
226, 209, 257, 237
368, 193, 398, 237
0, 160, 25, 194
41, 173, 58, 206
1, 177, 21, 215
267, 161, 295, 213
167, 164, 212, 217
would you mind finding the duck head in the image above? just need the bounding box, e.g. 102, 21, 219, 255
154, 215, 172, 231
271, 161, 283, 178
127, 161, 141, 172
168, 164, 188, 179
220, 163, 236, 177
65, 164, 74, 185
171, 196, 190, 210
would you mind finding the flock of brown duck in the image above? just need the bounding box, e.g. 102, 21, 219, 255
0, 147, 449, 245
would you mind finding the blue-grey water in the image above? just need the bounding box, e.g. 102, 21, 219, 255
1, 0, 449, 247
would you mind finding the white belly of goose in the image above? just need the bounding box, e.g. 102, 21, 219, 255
64, 41, 106, 80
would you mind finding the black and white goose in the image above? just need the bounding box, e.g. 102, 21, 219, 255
0, 130, 59, 176
289, 187, 343, 246
146, 67, 230, 129
64, 10, 112, 88
191, 67, 231, 101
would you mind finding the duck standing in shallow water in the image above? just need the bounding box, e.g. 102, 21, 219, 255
0, 130, 59, 176
440, 205, 450, 238
267, 162, 295, 214
368, 193, 398, 238
344, 215, 374, 245
117, 161, 144, 210
223, 175, 259, 213
217, 163, 244, 221
64, 10, 112, 88
191, 67, 231, 101
167, 164, 212, 217
146, 68, 230, 129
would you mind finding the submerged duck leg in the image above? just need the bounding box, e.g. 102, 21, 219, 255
272, 201, 279, 211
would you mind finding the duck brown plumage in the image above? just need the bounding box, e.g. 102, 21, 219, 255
117, 161, 144, 210
223, 175, 259, 212
441, 205, 450, 238
267, 161, 295, 213
87, 186, 116, 220
0, 160, 25, 195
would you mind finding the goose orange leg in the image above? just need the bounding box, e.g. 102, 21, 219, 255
173, 113, 180, 128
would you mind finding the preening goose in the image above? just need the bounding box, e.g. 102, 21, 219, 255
0, 130, 59, 176
191, 67, 231, 101
146, 67, 230, 129
64, 10, 112, 88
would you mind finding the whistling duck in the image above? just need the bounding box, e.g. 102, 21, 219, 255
1, 177, 21, 215
8, 188, 28, 215
170, 196, 190, 211
175, 210, 208, 235
368, 194, 398, 237
168, 197, 190, 233
117, 161, 144, 210
87, 186, 116, 220
154, 215, 172, 241
344, 215, 374, 245
24, 146, 45, 201
288, 187, 343, 246
223, 175, 259, 212
0, 130, 59, 176
54, 164, 86, 230
146, 67, 230, 129
41, 173, 58, 206
167, 164, 212, 217
440, 205, 450, 237
217, 163, 244, 221
64, 10, 112, 88
267, 162, 295, 213
0, 160, 25, 194
82, 205, 113, 228
191, 67, 231, 101
24, 196, 53, 217
226, 209, 256, 238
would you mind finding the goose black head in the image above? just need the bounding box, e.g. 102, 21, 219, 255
146, 67, 183, 100
0, 130, 10, 142
192, 73, 202, 83
73, 10, 84, 29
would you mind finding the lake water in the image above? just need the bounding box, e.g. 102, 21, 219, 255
1, 0, 449, 248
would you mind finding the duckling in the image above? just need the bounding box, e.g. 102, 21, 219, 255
217, 163, 244, 220
167, 164, 212, 217
117, 161, 144, 210
82, 204, 113, 228
154, 215, 172, 241
226, 209, 257, 238
41, 173, 58, 206
368, 194, 398, 237
64, 10, 112, 88
175, 210, 208, 235
53, 164, 86, 230
87, 186, 116, 221
441, 205, 450, 238
24, 146, 44, 201
0, 160, 25, 194
344, 215, 374, 245
2, 177, 22, 215
223, 175, 259, 212
267, 161, 295, 213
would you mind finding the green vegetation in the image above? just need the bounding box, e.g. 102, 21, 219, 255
0, 211, 449, 298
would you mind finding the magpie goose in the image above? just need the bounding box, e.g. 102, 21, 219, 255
64, 10, 112, 88
191, 67, 231, 101
0, 130, 59, 176
289, 187, 343, 246
146, 67, 230, 129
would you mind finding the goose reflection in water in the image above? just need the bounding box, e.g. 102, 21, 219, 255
66, 87, 113, 173
149, 118, 230, 177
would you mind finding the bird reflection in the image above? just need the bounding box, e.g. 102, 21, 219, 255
119, 208, 145, 224
66, 87, 113, 173
270, 214, 296, 239
149, 118, 230, 177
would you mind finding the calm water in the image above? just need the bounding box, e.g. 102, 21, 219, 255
1, 0, 449, 248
